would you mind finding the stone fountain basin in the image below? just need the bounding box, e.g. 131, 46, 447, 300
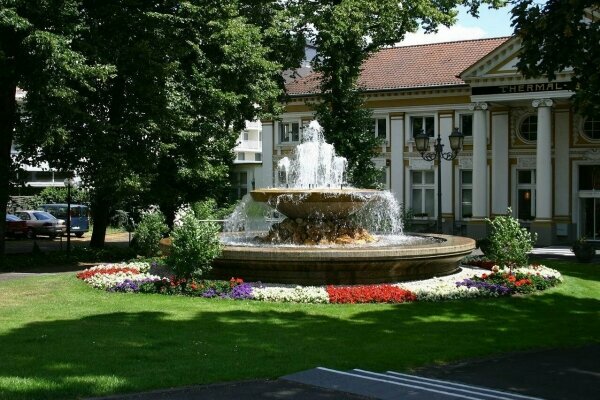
250, 188, 381, 220
212, 233, 476, 285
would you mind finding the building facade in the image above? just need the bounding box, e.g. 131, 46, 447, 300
258, 37, 600, 245
229, 120, 262, 201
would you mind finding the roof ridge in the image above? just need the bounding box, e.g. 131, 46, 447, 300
385, 35, 511, 51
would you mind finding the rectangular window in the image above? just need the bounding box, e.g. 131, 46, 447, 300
279, 122, 300, 143
517, 170, 536, 220
411, 116, 435, 138
460, 170, 473, 218
369, 118, 387, 140
243, 130, 249, 141
255, 153, 262, 161
460, 114, 473, 136
237, 153, 245, 161
579, 165, 600, 190
32, 171, 52, 182
229, 172, 249, 201
377, 118, 387, 139
411, 170, 435, 217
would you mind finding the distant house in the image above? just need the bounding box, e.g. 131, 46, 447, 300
257, 37, 600, 245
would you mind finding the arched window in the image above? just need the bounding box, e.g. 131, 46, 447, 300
519, 115, 537, 142
582, 116, 600, 140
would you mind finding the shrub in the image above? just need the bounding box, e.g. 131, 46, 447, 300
485, 208, 536, 269
32, 186, 89, 206
191, 198, 236, 221
133, 210, 169, 257
167, 212, 222, 279
110, 209, 130, 229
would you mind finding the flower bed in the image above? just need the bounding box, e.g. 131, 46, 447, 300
76, 262, 563, 303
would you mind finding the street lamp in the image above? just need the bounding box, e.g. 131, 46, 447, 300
415, 127, 464, 233
64, 177, 75, 255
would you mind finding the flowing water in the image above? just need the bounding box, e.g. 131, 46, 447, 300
222, 121, 428, 246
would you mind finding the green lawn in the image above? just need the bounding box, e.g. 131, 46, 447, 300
0, 259, 598, 400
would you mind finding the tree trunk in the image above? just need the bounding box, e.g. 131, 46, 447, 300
90, 191, 110, 248
161, 202, 176, 230
0, 84, 17, 257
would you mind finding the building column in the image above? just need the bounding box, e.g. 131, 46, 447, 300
260, 120, 274, 188
466, 102, 489, 239
390, 113, 405, 205
491, 110, 509, 216
532, 98, 554, 245
439, 112, 454, 233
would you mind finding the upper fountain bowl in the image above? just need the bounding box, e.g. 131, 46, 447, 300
250, 188, 381, 220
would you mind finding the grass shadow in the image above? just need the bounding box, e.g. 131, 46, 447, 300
1, 288, 599, 400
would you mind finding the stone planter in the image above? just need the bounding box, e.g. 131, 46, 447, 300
572, 240, 596, 263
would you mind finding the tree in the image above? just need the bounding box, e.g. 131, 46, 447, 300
511, 1, 599, 117
0, 1, 109, 255
144, 1, 304, 227
16, 0, 302, 246
296, 0, 504, 187
16, 1, 182, 247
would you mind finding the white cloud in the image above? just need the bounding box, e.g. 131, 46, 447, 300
397, 25, 488, 46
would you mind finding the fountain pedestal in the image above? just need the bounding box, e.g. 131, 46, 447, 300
250, 188, 380, 220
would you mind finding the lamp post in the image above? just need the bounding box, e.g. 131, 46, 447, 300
414, 127, 464, 233
64, 177, 75, 255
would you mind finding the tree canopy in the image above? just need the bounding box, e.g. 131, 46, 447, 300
13, 0, 305, 248
511, 1, 599, 117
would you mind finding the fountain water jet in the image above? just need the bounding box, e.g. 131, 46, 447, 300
213, 121, 475, 284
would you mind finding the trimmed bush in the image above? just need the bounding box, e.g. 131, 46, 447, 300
167, 212, 222, 279
133, 210, 169, 257
486, 208, 536, 269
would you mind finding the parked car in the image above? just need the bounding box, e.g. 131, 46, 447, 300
14, 210, 66, 239
39, 204, 89, 238
5, 214, 27, 238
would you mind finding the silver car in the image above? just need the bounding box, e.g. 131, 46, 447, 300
15, 210, 66, 239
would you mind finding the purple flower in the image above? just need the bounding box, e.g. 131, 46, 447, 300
109, 279, 139, 293
202, 288, 218, 298
229, 283, 253, 300
456, 279, 512, 296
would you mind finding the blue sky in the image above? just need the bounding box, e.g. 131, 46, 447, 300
399, 4, 514, 46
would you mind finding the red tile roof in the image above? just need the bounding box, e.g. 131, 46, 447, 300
285, 37, 510, 95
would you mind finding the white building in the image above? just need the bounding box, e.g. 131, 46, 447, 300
229, 120, 263, 200
258, 37, 600, 245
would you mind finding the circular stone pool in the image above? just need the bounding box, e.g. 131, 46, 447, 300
211, 233, 476, 285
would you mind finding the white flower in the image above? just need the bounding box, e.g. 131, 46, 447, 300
251, 284, 329, 303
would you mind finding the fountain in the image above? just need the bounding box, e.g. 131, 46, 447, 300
212, 121, 475, 285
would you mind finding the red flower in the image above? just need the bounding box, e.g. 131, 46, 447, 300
507, 275, 517, 283
481, 273, 488, 279
326, 285, 417, 304
76, 267, 139, 280
515, 279, 532, 287
229, 277, 244, 287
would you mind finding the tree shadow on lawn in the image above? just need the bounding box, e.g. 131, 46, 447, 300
1, 291, 599, 400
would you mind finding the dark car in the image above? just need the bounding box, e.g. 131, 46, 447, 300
5, 214, 27, 238
14, 210, 66, 239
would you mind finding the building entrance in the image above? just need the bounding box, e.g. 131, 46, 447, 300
578, 165, 600, 241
